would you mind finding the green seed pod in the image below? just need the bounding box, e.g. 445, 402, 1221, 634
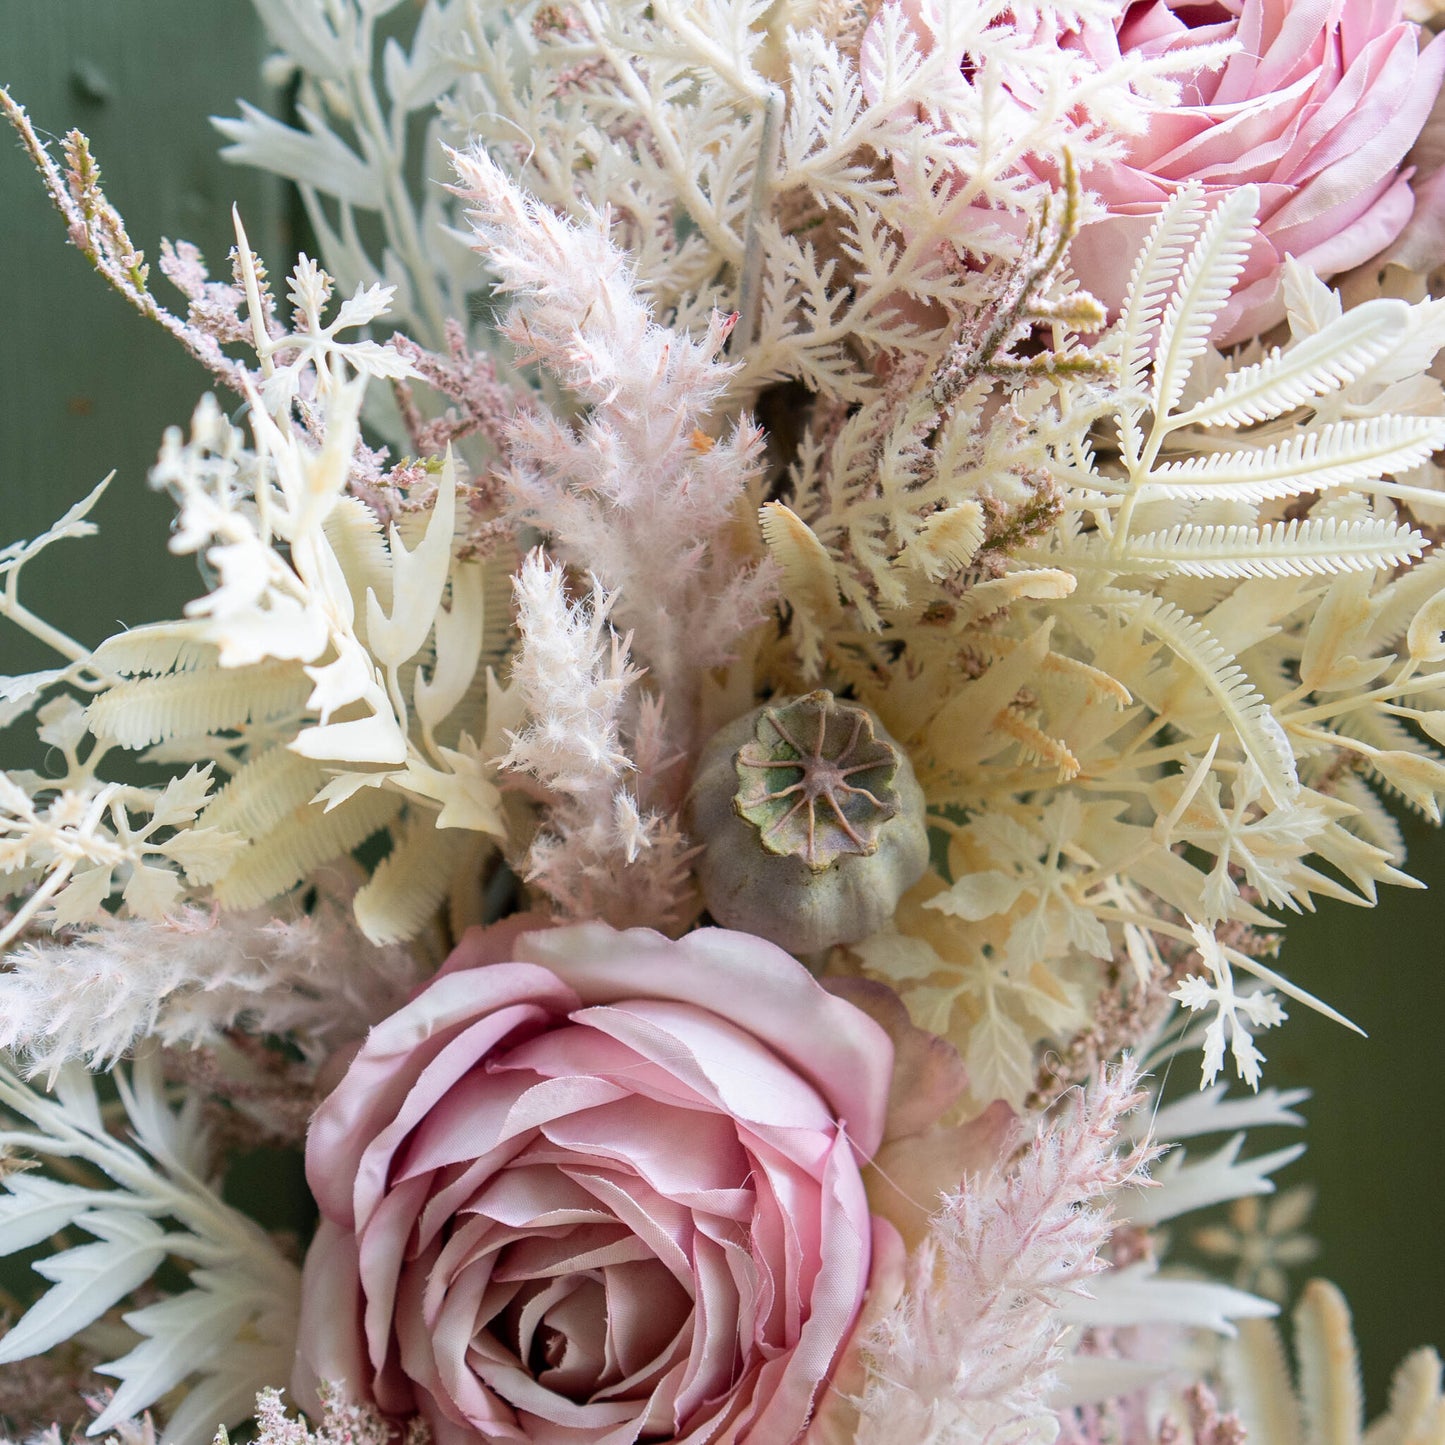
686, 691, 930, 956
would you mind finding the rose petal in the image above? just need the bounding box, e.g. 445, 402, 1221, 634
514, 924, 894, 1155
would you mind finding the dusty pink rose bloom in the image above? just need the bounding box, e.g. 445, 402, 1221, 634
871, 0, 1445, 343
292, 919, 895, 1445
1066, 0, 1445, 341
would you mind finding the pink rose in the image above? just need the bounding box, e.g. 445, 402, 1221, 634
1070, 0, 1445, 341
869, 0, 1445, 343
292, 920, 895, 1445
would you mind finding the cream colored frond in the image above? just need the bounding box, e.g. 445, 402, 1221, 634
213, 787, 404, 910
89, 623, 217, 677
975, 637, 1132, 707
1117, 183, 1211, 400
1143, 416, 1445, 505
993, 709, 1080, 781
352, 809, 464, 945
322, 494, 393, 630
1372, 548, 1445, 651
85, 662, 312, 749
1295, 1279, 1364, 1445
1363, 1349, 1445, 1445
1111, 517, 1425, 581
952, 570, 1076, 627
1152, 184, 1258, 421
902, 501, 986, 579
1330, 774, 1406, 862
1406, 587, 1445, 663
1173, 298, 1412, 430
1225, 1317, 1306, 1445
1109, 589, 1298, 806
759, 501, 844, 622
197, 746, 328, 842
1227, 1283, 1442, 1445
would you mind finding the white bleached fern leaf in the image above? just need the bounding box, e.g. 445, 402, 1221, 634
1139, 415, 1445, 504
0, 1053, 300, 1444
1099, 516, 1427, 581
1172, 298, 1414, 430
1100, 589, 1299, 806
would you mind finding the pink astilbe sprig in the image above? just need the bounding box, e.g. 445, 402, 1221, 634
450, 145, 777, 747
0, 1344, 98, 1437
0, 885, 421, 1081
499, 551, 697, 929
390, 319, 524, 461
851, 1060, 1156, 1445
230, 1384, 427, 1445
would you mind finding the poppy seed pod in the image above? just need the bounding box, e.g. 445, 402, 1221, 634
686, 691, 930, 957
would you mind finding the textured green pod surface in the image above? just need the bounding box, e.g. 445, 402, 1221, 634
686, 692, 929, 955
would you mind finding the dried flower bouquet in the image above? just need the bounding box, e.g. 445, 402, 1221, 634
2, 2, 1445, 1442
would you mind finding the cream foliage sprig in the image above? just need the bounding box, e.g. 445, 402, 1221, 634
0, 1052, 300, 1445
216, 0, 475, 348
789, 183, 1445, 1099
99, 378, 507, 940
3, 238, 508, 950
1224, 1279, 1445, 1445
227, 0, 1198, 409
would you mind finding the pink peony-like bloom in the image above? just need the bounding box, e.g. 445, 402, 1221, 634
1068, 0, 1445, 341
871, 0, 1445, 343
292, 918, 895, 1445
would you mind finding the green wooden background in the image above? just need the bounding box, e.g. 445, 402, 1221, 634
1, 0, 1442, 1415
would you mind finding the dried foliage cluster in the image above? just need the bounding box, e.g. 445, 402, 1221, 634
1, 1, 1443, 1442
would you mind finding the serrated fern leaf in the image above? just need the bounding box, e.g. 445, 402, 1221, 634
196, 746, 328, 843
352, 809, 459, 944
1332, 774, 1407, 861
1369, 547, 1445, 649
321, 494, 393, 631
90, 624, 218, 678
0, 1211, 170, 1365
212, 787, 403, 909
1225, 1319, 1307, 1445
93, 1285, 253, 1430
760, 501, 844, 621
904, 501, 987, 578
86, 663, 312, 749
1173, 298, 1412, 429
0, 1057, 299, 1443
1143, 416, 1445, 504
1362, 1350, 1445, 1445
1116, 183, 1211, 399
0, 1174, 109, 1256
1115, 517, 1425, 580
1109, 589, 1298, 805
1152, 185, 1259, 421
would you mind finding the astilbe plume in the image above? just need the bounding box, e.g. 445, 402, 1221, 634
851, 1060, 1155, 1445
218, 1385, 427, 1445
497, 551, 696, 927
0, 886, 421, 1082
452, 144, 778, 753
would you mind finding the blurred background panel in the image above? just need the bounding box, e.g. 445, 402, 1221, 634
0, 1, 288, 698
1, 0, 1441, 1414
